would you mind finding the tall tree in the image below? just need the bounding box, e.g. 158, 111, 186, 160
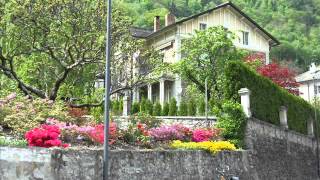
175, 26, 244, 100
0, 0, 161, 101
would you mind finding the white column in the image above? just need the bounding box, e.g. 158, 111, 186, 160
238, 88, 251, 118
266, 51, 270, 64
122, 95, 130, 116
279, 106, 288, 129
173, 75, 182, 105
133, 87, 140, 102
159, 79, 165, 106
147, 83, 152, 102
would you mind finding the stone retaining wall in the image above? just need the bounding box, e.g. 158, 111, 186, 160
1, 118, 320, 180
0, 147, 253, 180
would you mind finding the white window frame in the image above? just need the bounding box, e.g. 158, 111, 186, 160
242, 31, 249, 45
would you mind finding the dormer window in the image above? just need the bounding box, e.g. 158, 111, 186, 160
199, 23, 207, 30
242, 31, 249, 45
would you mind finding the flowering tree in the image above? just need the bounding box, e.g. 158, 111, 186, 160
257, 63, 300, 95
244, 54, 300, 95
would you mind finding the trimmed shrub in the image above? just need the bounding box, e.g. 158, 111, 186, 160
162, 102, 170, 116
112, 100, 120, 115
187, 98, 197, 116
152, 102, 162, 116
178, 99, 188, 116
198, 99, 206, 116
145, 99, 153, 115
168, 98, 177, 116
119, 99, 123, 115
140, 98, 147, 113
214, 100, 247, 147
131, 102, 140, 114
224, 61, 316, 135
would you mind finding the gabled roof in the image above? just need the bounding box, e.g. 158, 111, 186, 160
296, 68, 320, 82
145, 2, 280, 47
130, 27, 153, 38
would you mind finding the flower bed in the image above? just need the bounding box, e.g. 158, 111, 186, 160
0, 94, 237, 154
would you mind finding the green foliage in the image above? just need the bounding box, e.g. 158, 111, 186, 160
223, 61, 316, 135
131, 102, 140, 114
187, 98, 197, 116
112, 100, 120, 115
178, 99, 188, 116
0, 136, 27, 147
144, 99, 153, 115
0, 95, 75, 137
140, 98, 147, 113
119, 99, 124, 115
129, 112, 161, 128
214, 100, 247, 148
162, 102, 170, 116
168, 98, 178, 116
198, 99, 206, 116
89, 106, 104, 123
152, 102, 162, 116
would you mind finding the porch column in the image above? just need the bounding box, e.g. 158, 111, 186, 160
122, 95, 130, 116
133, 87, 140, 102
148, 83, 152, 102
159, 79, 165, 106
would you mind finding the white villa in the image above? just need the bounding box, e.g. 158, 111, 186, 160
296, 63, 320, 102
129, 2, 279, 107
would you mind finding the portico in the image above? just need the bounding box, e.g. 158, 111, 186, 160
133, 78, 175, 106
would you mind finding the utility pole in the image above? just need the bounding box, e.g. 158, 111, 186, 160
103, 0, 112, 179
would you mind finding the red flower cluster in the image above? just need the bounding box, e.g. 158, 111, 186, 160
87, 123, 117, 145
137, 123, 149, 136
25, 125, 69, 148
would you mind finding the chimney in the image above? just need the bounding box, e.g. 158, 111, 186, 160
154, 16, 161, 32
165, 13, 176, 26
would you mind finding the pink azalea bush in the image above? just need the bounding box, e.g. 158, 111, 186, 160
25, 124, 69, 148
149, 124, 191, 141
46, 118, 117, 145
192, 128, 221, 142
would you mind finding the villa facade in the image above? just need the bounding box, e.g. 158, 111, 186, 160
130, 2, 279, 107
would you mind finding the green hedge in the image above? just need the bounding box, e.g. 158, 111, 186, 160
224, 61, 315, 135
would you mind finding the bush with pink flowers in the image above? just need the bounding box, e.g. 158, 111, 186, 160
149, 124, 192, 141
46, 118, 117, 145
25, 125, 69, 148
192, 128, 221, 142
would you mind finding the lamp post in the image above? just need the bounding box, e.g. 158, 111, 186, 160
103, 0, 112, 179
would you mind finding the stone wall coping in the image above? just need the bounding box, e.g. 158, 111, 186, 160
115, 116, 217, 121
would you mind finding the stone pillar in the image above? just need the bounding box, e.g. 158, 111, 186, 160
279, 106, 288, 129
147, 83, 152, 102
238, 88, 251, 118
308, 118, 315, 137
160, 79, 165, 106
122, 95, 130, 116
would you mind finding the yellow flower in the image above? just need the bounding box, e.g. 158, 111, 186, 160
170, 140, 236, 155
